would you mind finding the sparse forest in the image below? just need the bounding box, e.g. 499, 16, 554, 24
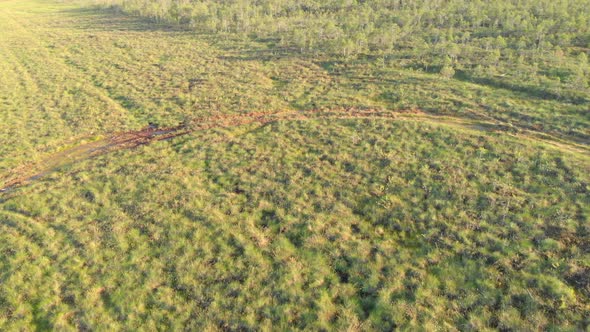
97, 0, 590, 96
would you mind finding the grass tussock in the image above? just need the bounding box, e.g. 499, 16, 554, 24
1, 119, 589, 329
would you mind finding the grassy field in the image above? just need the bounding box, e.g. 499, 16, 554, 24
0, 0, 589, 330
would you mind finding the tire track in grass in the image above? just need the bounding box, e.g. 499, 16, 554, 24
1, 108, 588, 194
0, 209, 103, 327
0, 8, 144, 181
0, 124, 188, 193
0, 6, 137, 156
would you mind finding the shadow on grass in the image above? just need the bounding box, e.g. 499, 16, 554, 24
217, 47, 308, 62
59, 5, 307, 65
454, 70, 589, 105
57, 5, 192, 33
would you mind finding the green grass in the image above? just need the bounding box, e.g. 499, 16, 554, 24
1, 0, 588, 171
0, 0, 589, 330
1, 119, 589, 330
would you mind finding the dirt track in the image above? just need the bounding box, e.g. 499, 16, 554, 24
1, 108, 588, 193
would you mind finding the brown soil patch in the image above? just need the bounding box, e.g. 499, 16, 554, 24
1, 108, 587, 192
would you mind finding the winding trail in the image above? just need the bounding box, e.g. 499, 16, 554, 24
1, 108, 588, 193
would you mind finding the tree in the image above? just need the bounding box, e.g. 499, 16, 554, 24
577, 52, 588, 66
446, 43, 461, 63
440, 65, 455, 79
